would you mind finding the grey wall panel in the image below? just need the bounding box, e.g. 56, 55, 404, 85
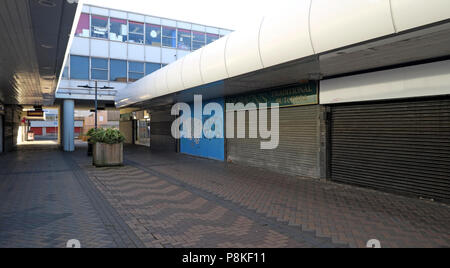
330, 97, 450, 203
119, 120, 133, 144
227, 105, 321, 178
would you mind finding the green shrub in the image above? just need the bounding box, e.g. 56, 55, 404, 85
89, 128, 125, 144
86, 128, 97, 137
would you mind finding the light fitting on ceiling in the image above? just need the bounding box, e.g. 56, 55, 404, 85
41, 44, 54, 49
38, 0, 56, 8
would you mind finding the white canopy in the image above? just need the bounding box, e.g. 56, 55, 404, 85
116, 0, 450, 108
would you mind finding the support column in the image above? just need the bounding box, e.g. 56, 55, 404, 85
63, 99, 75, 152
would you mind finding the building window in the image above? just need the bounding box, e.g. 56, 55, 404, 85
128, 62, 144, 82
62, 65, 69, 79
70, 55, 89, 80
75, 13, 90, 37
129, 21, 144, 44
206, 33, 219, 44
146, 24, 161, 47
91, 58, 108, 81
162, 26, 176, 48
145, 63, 161, 75
110, 59, 127, 82
91, 15, 108, 39
193, 31, 206, 50
109, 18, 128, 42
177, 29, 192, 50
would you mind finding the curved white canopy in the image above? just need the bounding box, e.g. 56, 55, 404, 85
116, 0, 450, 108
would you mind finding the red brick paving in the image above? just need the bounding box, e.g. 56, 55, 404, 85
118, 145, 450, 248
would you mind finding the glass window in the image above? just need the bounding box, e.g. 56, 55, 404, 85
128, 62, 144, 82
145, 63, 161, 75
75, 13, 90, 37
146, 24, 161, 46
192, 31, 206, 50
110, 59, 127, 82
129, 21, 144, 44
162, 26, 176, 48
91, 58, 108, 80
70, 55, 89, 80
206, 33, 219, 44
91, 15, 108, 39
62, 66, 69, 79
109, 18, 128, 42
177, 29, 192, 50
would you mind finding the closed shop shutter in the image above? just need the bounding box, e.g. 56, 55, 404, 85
150, 110, 177, 151
227, 105, 320, 178
330, 97, 450, 202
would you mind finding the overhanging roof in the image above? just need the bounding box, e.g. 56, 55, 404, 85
0, 0, 79, 106
116, 0, 450, 108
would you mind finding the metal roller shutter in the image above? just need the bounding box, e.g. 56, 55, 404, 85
330, 97, 450, 202
227, 105, 320, 178
150, 110, 177, 151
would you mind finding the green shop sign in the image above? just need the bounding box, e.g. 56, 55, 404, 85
226, 81, 318, 108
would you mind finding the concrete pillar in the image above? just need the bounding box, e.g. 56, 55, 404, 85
62, 99, 75, 152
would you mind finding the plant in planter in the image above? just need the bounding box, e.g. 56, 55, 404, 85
90, 128, 125, 167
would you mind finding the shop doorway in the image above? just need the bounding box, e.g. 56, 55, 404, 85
135, 118, 151, 147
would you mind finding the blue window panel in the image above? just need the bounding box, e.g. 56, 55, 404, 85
91, 58, 108, 69
129, 62, 144, 73
129, 22, 144, 44
70, 55, 89, 80
145, 63, 161, 75
91, 15, 108, 39
110, 59, 127, 82
128, 72, 144, 82
180, 97, 225, 161
162, 26, 176, 48
146, 24, 161, 46
91, 69, 108, 80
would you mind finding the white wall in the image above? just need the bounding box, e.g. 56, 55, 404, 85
320, 60, 450, 104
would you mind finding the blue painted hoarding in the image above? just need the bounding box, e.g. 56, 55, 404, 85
180, 98, 225, 161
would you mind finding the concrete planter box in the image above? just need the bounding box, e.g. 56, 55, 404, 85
93, 143, 123, 167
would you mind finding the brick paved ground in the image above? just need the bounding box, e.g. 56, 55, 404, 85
0, 145, 142, 248
119, 145, 449, 248
1, 143, 449, 248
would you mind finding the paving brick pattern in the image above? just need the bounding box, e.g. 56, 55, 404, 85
74, 157, 328, 248
0, 147, 117, 248
118, 146, 450, 248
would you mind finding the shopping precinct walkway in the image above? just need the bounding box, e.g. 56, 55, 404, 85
0, 144, 449, 248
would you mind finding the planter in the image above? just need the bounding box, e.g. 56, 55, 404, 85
93, 142, 123, 167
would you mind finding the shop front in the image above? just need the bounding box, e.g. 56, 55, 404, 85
226, 82, 322, 178
321, 60, 450, 202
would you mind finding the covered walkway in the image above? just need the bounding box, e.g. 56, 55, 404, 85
0, 144, 449, 248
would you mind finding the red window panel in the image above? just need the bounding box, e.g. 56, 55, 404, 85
75, 13, 90, 36
30, 128, 43, 135
47, 127, 58, 134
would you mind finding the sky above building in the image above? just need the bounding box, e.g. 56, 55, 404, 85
82, 0, 299, 30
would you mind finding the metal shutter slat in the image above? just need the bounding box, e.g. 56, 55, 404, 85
331, 97, 450, 202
